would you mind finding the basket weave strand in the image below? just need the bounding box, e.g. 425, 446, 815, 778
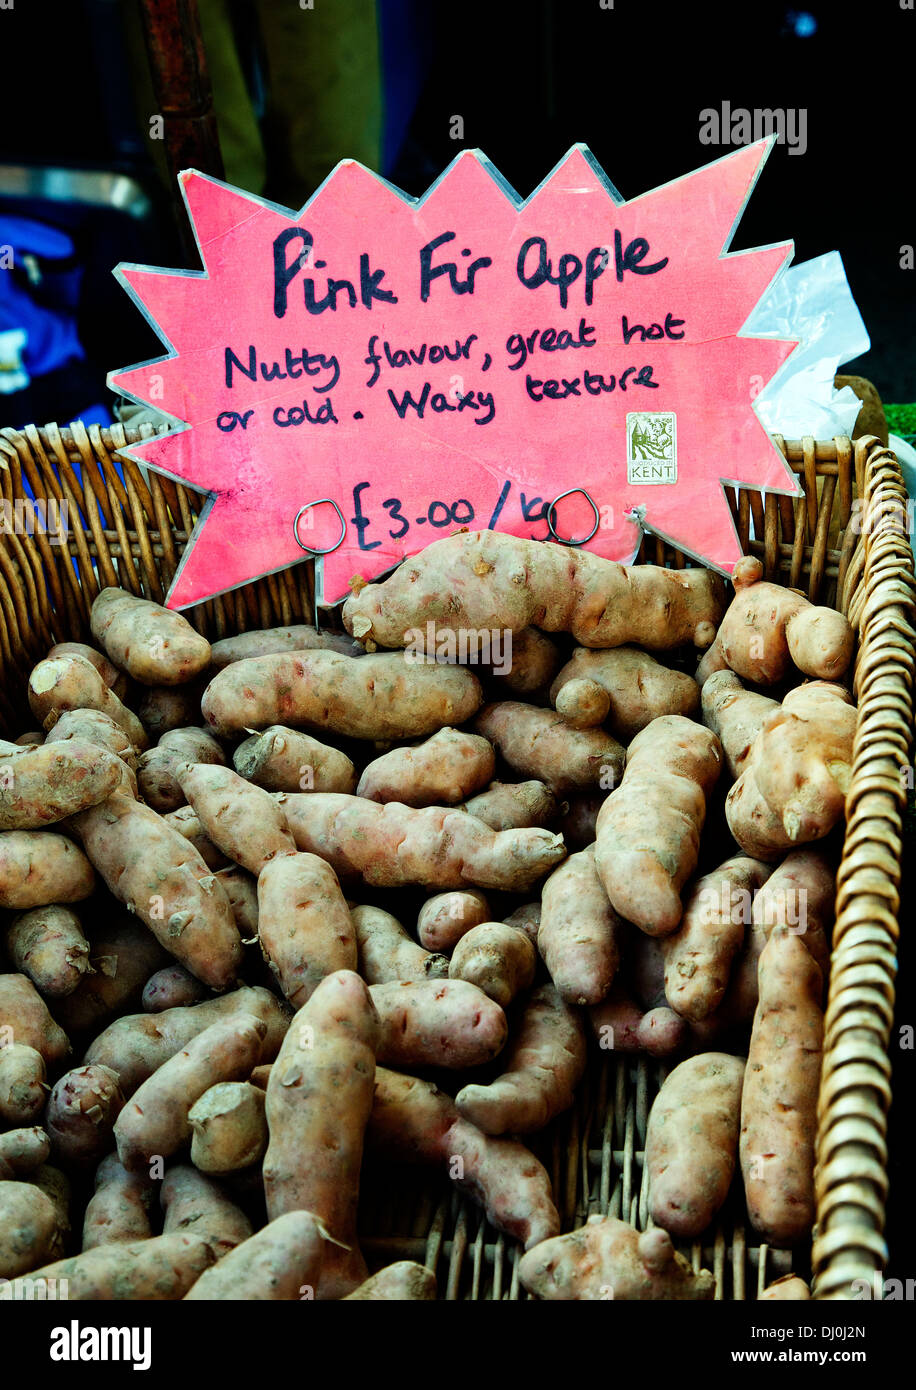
0, 423, 912, 1299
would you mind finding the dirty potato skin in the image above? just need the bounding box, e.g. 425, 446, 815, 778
185, 1210, 325, 1300
455, 984, 587, 1135
90, 587, 211, 687
357, 727, 495, 806
233, 725, 356, 794
0, 1180, 65, 1277
539, 846, 623, 1005
447, 922, 536, 1008
740, 930, 824, 1246
0, 1042, 47, 1123
69, 791, 244, 990
82, 1153, 154, 1248
257, 852, 357, 1007
0, 738, 122, 829
6, 905, 92, 997
22, 1233, 215, 1299
279, 792, 566, 892
646, 1052, 745, 1237
114, 1015, 266, 1171
519, 1216, 715, 1300
462, 780, 558, 832
344, 1260, 436, 1301
342, 529, 725, 650
46, 1064, 125, 1166
201, 650, 483, 741
661, 855, 772, 1022
369, 978, 508, 1069
367, 1066, 559, 1250
263, 970, 380, 1299
352, 904, 449, 984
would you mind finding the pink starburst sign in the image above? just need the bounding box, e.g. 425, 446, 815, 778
109, 137, 800, 610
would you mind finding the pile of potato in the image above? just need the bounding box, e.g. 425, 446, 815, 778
0, 532, 856, 1300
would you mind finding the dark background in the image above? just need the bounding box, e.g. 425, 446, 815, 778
0, 0, 913, 401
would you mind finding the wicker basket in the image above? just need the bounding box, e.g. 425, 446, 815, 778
0, 422, 913, 1301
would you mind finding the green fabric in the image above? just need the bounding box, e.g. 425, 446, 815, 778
257, 0, 383, 205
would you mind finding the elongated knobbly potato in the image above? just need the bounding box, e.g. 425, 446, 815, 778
594, 716, 722, 934
85, 986, 290, 1096
367, 1066, 559, 1250
352, 904, 448, 983
69, 791, 243, 990
263, 970, 379, 1299
114, 1015, 266, 1171
202, 650, 483, 741
473, 702, 625, 795
357, 727, 495, 806
539, 846, 624, 1005
661, 854, 772, 1022
279, 792, 566, 891
184, 1210, 325, 1300
82, 1153, 154, 1248
455, 984, 586, 1135
646, 1052, 745, 1237
23, 1233, 214, 1299
740, 929, 823, 1246
0, 738, 122, 829
176, 763, 295, 876
343, 530, 725, 650
462, 780, 557, 831
209, 623, 363, 667
257, 852, 357, 1007
519, 1216, 715, 1300
91, 586, 211, 686
233, 725, 356, 794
